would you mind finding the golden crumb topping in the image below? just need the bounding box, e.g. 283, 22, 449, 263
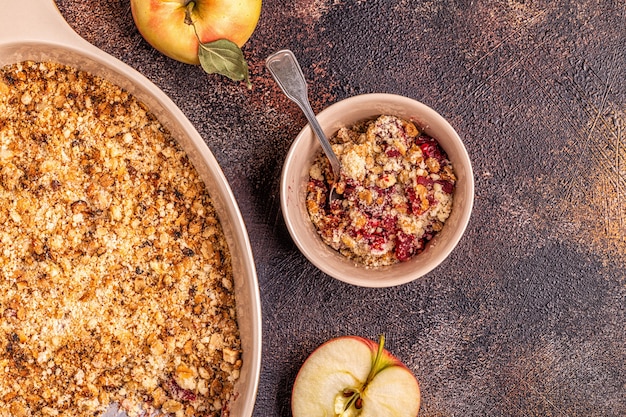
0, 61, 241, 417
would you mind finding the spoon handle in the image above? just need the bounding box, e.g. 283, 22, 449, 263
266, 49, 341, 180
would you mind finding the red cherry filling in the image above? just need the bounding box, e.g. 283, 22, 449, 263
417, 134, 447, 160
385, 148, 402, 158
437, 179, 455, 194
306, 116, 456, 266
164, 378, 197, 402
395, 231, 418, 262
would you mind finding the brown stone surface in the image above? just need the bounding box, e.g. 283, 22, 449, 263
52, 0, 626, 416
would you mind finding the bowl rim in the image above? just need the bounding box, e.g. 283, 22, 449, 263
280, 93, 474, 287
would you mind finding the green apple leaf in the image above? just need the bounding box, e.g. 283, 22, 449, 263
198, 39, 251, 88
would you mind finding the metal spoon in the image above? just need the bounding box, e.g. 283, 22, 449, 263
266, 49, 342, 201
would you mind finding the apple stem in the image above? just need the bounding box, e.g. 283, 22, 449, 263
184, 2, 196, 27
184, 6, 207, 61
184, 3, 212, 55
365, 334, 386, 387
185, 1, 193, 25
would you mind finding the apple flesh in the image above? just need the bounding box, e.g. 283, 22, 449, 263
130, 0, 262, 65
292, 335, 421, 417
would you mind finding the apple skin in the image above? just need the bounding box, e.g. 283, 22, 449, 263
130, 0, 262, 65
292, 336, 421, 417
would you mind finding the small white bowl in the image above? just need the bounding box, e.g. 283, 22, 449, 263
280, 93, 474, 287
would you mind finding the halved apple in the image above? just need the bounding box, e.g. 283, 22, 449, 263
292, 335, 421, 417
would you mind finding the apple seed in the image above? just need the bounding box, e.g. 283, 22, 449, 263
355, 398, 363, 409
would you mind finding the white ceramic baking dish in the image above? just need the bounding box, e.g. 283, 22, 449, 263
0, 1, 262, 416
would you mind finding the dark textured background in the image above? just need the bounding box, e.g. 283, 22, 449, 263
54, 1, 625, 416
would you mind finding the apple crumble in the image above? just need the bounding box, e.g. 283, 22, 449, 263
307, 115, 456, 267
0, 61, 241, 417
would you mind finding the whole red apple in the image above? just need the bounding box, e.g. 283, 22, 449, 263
292, 335, 421, 417
131, 0, 262, 84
